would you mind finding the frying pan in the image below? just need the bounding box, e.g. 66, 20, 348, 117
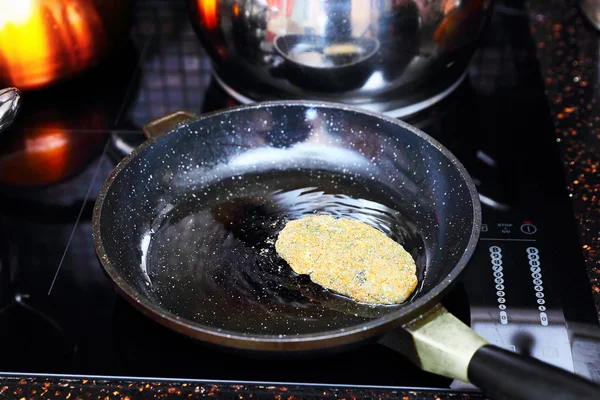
272, 35, 380, 92
93, 101, 600, 399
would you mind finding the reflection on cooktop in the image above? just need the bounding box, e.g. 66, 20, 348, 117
110, 282, 471, 387
0, 233, 77, 372
0, 297, 77, 372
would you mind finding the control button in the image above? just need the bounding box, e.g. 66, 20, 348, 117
500, 311, 508, 325
521, 223, 537, 234
498, 223, 512, 234
540, 312, 548, 326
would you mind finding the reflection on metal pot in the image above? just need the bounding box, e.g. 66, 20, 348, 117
189, 0, 494, 109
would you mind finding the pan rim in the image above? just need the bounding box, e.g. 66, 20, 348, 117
92, 100, 481, 349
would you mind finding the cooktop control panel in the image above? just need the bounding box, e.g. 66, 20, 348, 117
452, 216, 575, 389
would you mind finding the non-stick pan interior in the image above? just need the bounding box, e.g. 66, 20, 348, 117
95, 102, 479, 340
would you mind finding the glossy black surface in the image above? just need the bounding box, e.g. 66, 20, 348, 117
0, 0, 598, 391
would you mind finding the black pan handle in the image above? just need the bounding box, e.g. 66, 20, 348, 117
468, 345, 600, 400
400, 305, 600, 400
142, 110, 198, 139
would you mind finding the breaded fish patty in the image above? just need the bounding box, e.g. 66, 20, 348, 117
275, 215, 418, 305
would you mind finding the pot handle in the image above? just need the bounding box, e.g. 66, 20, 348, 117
399, 305, 600, 399
142, 110, 197, 139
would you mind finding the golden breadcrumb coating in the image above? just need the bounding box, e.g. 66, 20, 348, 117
275, 215, 418, 305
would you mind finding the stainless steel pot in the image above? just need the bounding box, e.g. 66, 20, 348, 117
188, 0, 493, 115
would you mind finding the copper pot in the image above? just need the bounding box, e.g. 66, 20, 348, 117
0, 0, 132, 91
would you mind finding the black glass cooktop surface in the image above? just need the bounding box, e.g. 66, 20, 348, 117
0, 0, 599, 390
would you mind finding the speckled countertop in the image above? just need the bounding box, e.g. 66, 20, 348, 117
527, 0, 600, 316
0, 1, 598, 399
0, 377, 487, 400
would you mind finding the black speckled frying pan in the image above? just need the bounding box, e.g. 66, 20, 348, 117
93, 101, 600, 399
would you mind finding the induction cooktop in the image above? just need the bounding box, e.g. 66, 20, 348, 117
0, 0, 599, 391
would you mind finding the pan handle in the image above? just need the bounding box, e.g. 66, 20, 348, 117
399, 304, 488, 382
468, 345, 600, 400
400, 304, 600, 399
142, 110, 197, 139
